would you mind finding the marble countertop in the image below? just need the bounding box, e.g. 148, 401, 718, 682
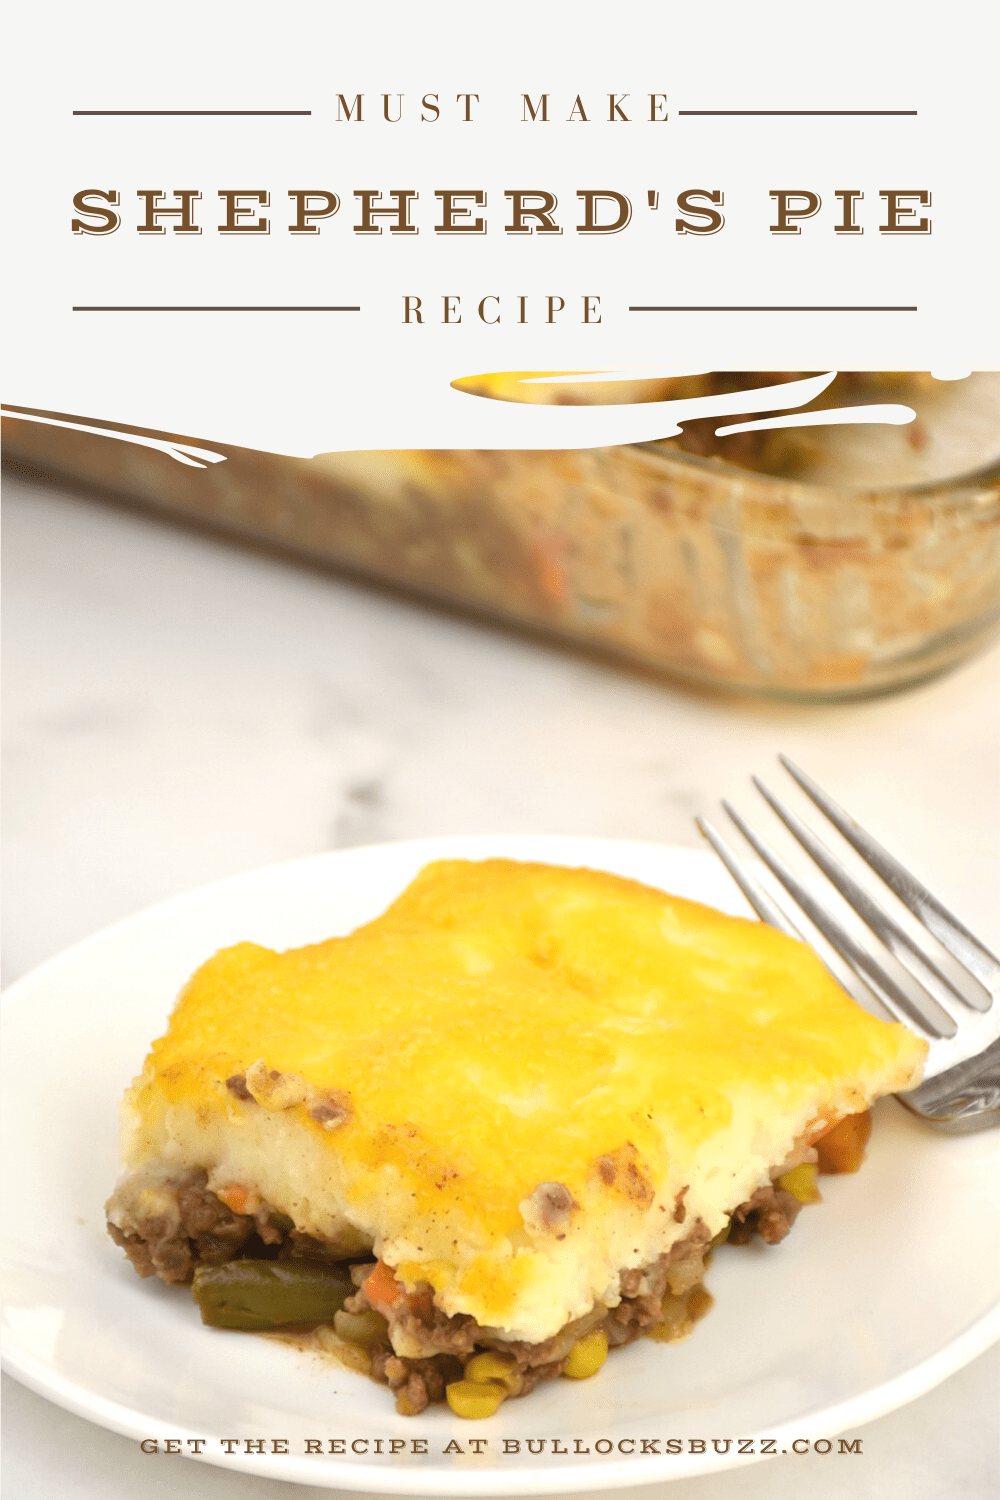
2, 472, 998, 1500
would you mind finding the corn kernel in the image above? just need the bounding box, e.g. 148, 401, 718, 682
777, 1162, 821, 1204
464, 1350, 522, 1395
562, 1328, 609, 1380
445, 1379, 507, 1419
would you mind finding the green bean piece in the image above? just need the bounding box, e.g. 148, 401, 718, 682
333, 1307, 391, 1347
192, 1258, 354, 1330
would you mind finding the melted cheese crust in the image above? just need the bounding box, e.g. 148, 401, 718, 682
116, 859, 926, 1340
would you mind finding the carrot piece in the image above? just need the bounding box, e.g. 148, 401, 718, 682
216, 1185, 250, 1214
362, 1260, 406, 1313
816, 1110, 872, 1174
362, 1260, 434, 1318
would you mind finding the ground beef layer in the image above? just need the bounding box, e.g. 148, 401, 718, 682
107, 1170, 802, 1413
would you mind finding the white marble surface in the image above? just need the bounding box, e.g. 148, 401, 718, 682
2, 472, 998, 1498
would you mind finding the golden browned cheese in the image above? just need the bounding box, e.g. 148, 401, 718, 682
122, 860, 926, 1337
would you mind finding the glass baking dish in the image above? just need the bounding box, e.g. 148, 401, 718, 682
4, 374, 999, 701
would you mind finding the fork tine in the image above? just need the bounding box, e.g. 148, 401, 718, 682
779, 755, 1000, 988
697, 815, 895, 1018
753, 777, 982, 1017
721, 800, 953, 1039
695, 817, 803, 938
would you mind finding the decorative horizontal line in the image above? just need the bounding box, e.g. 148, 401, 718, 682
629, 305, 918, 312
73, 110, 311, 116
678, 109, 917, 116
72, 305, 360, 312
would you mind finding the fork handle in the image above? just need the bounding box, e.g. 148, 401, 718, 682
898, 1034, 1000, 1132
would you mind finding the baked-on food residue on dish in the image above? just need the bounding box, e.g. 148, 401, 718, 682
106, 859, 926, 1416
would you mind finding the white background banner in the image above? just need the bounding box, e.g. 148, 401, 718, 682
4, 0, 997, 454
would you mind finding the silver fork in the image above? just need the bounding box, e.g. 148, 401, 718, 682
697, 757, 1000, 1132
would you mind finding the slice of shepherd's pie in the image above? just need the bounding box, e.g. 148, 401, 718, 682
107, 859, 925, 1415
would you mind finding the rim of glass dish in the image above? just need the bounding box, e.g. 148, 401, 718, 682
632, 439, 1000, 502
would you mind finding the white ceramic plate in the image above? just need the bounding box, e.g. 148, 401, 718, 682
2, 835, 998, 1495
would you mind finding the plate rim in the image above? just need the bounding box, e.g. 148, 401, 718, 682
4, 1306, 1000, 1493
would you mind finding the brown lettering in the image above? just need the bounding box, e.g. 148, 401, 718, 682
136, 189, 201, 235
834, 189, 863, 234
576, 190, 631, 233
505, 190, 561, 234
675, 188, 724, 234
434, 190, 486, 234
354, 189, 418, 234
879, 189, 931, 233
72, 189, 120, 235
288, 191, 340, 233
218, 191, 269, 234
769, 190, 821, 234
